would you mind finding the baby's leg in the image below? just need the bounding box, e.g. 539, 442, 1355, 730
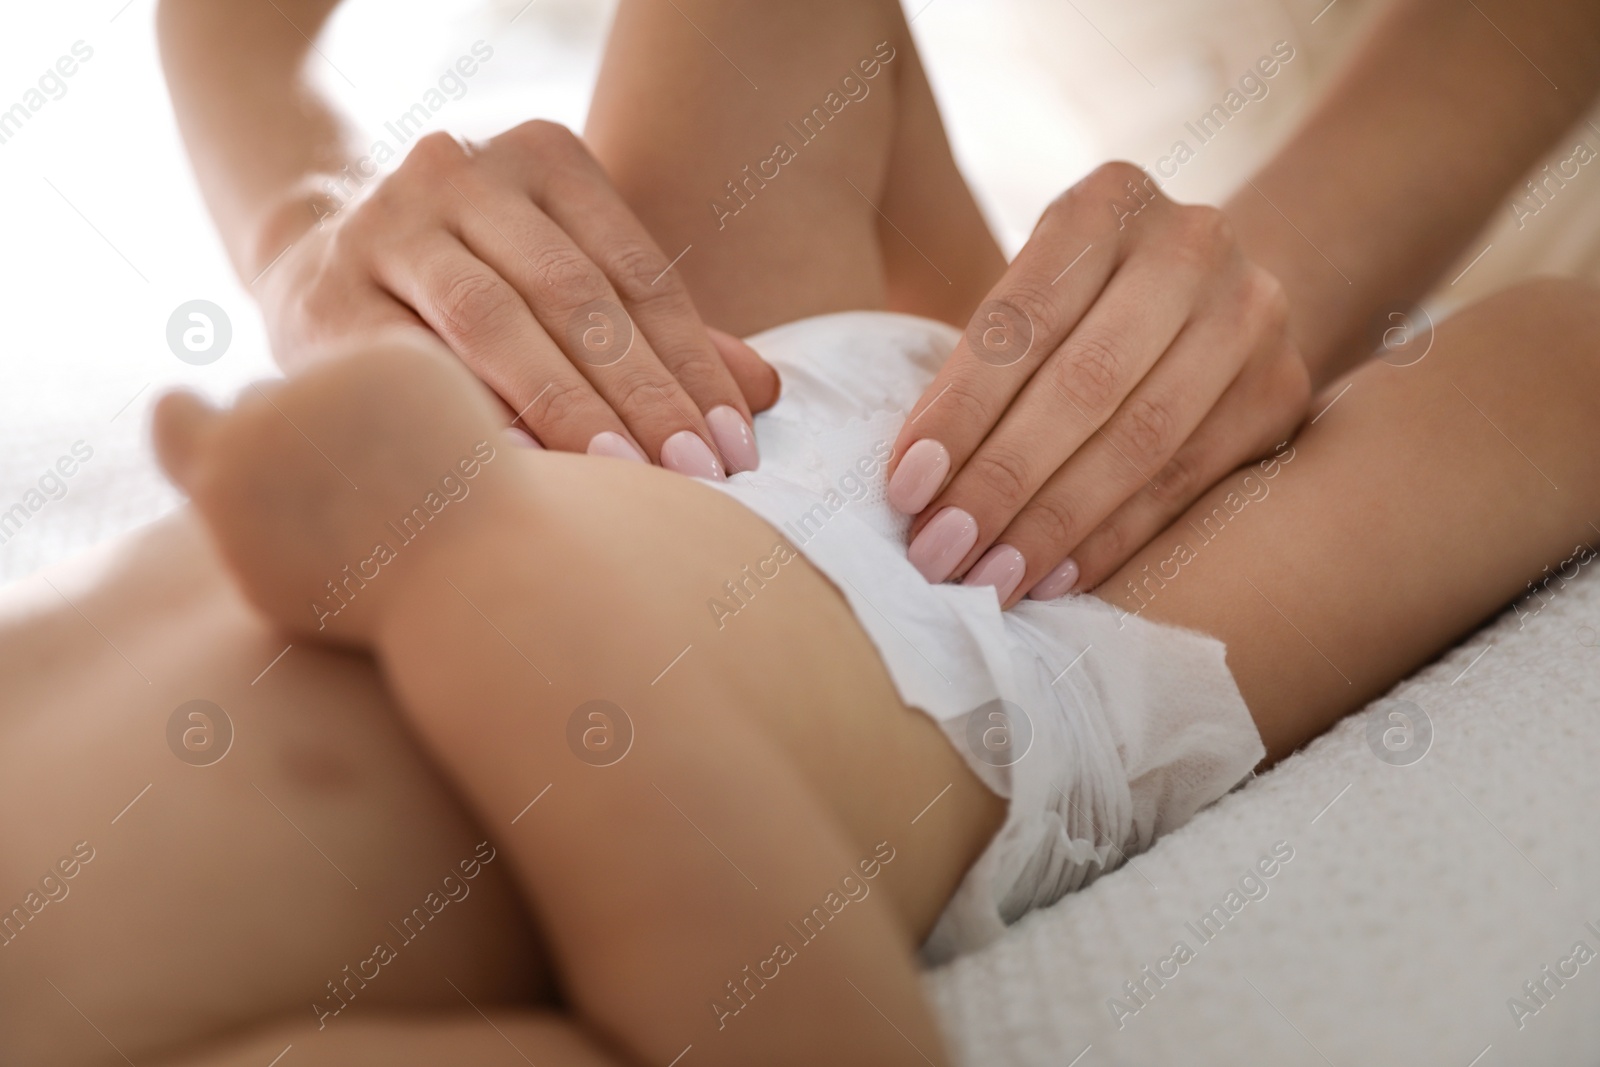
1101, 278, 1600, 761
585, 0, 1005, 336
154, 337, 997, 1066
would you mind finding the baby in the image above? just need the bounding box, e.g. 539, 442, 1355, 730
131, 267, 1600, 1065
10, 0, 1600, 1060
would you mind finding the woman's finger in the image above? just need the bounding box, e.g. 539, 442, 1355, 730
885, 179, 1131, 517
372, 232, 650, 463
486, 121, 757, 472
707, 327, 781, 414
1065, 340, 1310, 595
899, 228, 1208, 585
976, 276, 1277, 604
433, 157, 724, 478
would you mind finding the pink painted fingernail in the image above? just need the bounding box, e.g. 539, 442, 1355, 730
888, 439, 950, 514
963, 544, 1027, 602
706, 405, 759, 474
505, 426, 542, 449
907, 507, 979, 583
661, 430, 726, 481
1029, 557, 1081, 600
587, 431, 647, 464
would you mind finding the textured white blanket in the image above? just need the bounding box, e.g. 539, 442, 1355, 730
926, 568, 1600, 1066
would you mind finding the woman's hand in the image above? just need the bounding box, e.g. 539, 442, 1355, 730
888, 162, 1310, 604
254, 120, 778, 476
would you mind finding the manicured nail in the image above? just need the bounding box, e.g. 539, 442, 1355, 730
706, 405, 759, 474
505, 426, 542, 449
963, 544, 1027, 602
907, 507, 978, 583
587, 431, 647, 464
888, 439, 950, 514
661, 430, 726, 481
1028, 557, 1080, 600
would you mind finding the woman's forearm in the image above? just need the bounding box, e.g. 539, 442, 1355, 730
1225, 0, 1600, 387
156, 0, 354, 281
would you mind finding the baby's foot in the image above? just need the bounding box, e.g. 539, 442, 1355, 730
154, 332, 518, 644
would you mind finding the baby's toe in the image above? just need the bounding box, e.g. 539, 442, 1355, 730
152, 389, 220, 496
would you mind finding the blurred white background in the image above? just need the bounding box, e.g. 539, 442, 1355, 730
0, 0, 1499, 580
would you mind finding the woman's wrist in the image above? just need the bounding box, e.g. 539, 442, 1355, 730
1223, 182, 1374, 390
245, 176, 344, 287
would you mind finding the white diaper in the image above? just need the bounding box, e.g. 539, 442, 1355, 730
709, 312, 1265, 964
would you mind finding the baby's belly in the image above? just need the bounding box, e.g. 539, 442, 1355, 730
0, 512, 547, 1067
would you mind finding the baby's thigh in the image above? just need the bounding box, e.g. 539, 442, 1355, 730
706, 545, 1005, 940
1099, 277, 1600, 761
544, 458, 1005, 940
